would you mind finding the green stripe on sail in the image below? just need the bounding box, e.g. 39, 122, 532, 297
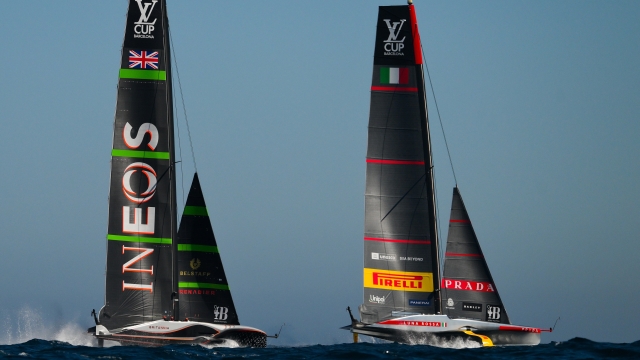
178, 282, 229, 290
183, 206, 208, 216
380, 67, 390, 84
177, 244, 218, 253
107, 234, 172, 244
111, 149, 170, 159
119, 69, 166, 80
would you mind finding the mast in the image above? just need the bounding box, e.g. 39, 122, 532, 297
409, 3, 442, 314
161, 0, 179, 320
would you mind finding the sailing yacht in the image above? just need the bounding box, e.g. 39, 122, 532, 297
88, 0, 267, 347
344, 1, 549, 346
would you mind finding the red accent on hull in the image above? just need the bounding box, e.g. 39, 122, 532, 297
449, 219, 471, 223
378, 320, 445, 327
499, 325, 542, 333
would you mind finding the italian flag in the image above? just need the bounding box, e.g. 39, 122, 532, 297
380, 67, 409, 84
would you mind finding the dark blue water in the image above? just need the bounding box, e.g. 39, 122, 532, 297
1, 338, 639, 359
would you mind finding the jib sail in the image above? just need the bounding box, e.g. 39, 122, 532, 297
441, 187, 510, 324
177, 173, 239, 325
99, 0, 177, 329
360, 4, 441, 323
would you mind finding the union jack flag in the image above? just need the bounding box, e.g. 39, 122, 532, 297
128, 50, 159, 69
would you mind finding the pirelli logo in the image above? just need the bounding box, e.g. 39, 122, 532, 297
364, 268, 433, 292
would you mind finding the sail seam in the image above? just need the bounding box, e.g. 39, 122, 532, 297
112, 149, 170, 159
177, 244, 218, 253
365, 237, 430, 244
107, 234, 172, 244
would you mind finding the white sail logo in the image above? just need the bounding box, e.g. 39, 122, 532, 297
122, 162, 157, 204
383, 19, 406, 55
486, 305, 501, 321
134, 0, 158, 38
124, 122, 158, 150
213, 306, 229, 321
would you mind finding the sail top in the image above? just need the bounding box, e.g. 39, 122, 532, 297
441, 187, 510, 324
374, 4, 422, 66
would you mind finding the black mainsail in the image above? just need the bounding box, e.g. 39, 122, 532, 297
92, 0, 269, 347
177, 173, 239, 325
100, 0, 177, 330
441, 187, 510, 324
361, 4, 441, 323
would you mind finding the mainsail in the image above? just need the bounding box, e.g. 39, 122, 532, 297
441, 187, 510, 324
361, 4, 441, 323
177, 173, 239, 325
100, 0, 177, 329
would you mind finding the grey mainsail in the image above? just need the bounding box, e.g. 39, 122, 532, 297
361, 4, 441, 323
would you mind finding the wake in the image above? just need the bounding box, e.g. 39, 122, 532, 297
0, 306, 98, 347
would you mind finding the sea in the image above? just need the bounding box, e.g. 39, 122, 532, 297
1, 338, 640, 360
1, 309, 638, 359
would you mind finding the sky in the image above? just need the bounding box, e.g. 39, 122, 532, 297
0, 0, 639, 346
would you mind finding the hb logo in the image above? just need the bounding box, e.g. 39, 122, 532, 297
213, 305, 229, 321
486, 305, 501, 320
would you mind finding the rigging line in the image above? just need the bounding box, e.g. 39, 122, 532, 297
168, 29, 186, 211
420, 42, 457, 187
173, 79, 186, 211
169, 30, 198, 174
380, 173, 426, 223
432, 162, 446, 300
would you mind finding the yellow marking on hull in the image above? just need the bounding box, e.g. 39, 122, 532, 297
353, 332, 359, 343
462, 330, 494, 347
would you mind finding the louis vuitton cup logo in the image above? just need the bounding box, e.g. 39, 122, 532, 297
134, 0, 158, 38
383, 19, 406, 55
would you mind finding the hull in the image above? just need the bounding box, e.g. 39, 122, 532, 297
349, 314, 540, 346
90, 320, 267, 348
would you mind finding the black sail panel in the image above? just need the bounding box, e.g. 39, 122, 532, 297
100, 0, 176, 330
441, 187, 510, 324
177, 174, 239, 325
361, 5, 440, 323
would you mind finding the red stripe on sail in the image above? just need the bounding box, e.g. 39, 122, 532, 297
365, 237, 430, 244
450, 219, 471, 223
445, 252, 483, 258
366, 159, 424, 165
371, 86, 418, 92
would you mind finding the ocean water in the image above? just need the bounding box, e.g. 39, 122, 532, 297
1, 338, 640, 360
1, 308, 638, 359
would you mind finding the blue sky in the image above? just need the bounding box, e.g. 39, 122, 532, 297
0, 0, 638, 345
